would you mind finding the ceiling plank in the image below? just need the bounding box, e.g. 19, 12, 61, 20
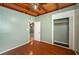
40, 3, 57, 13
0, 3, 3, 5
39, 4, 48, 13
15, 3, 41, 15
0, 3, 38, 16
37, 3, 75, 16
58, 3, 75, 9
0, 3, 75, 16
55, 3, 59, 10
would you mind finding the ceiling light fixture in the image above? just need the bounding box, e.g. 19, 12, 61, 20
31, 3, 39, 10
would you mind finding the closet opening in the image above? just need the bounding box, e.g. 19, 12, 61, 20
54, 18, 69, 47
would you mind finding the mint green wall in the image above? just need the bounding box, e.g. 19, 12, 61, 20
0, 7, 34, 53
35, 14, 52, 43
35, 5, 75, 44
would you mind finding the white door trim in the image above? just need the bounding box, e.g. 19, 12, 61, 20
34, 21, 40, 41
52, 10, 75, 50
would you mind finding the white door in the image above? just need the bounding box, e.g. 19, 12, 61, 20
34, 22, 40, 41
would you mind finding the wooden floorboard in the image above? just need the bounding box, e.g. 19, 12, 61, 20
1, 40, 76, 55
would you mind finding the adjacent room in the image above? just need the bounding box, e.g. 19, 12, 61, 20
0, 3, 79, 55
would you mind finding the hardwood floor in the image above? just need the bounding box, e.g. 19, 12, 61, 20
1, 40, 76, 55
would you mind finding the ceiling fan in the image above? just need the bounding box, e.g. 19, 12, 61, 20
29, 3, 47, 10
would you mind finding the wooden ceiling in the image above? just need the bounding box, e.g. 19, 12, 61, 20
0, 3, 75, 16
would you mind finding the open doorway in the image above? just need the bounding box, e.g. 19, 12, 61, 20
29, 21, 40, 42
54, 18, 69, 47
29, 22, 34, 41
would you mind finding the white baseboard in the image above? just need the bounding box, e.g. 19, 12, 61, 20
54, 40, 69, 45
0, 41, 30, 54
39, 40, 73, 50
39, 40, 53, 45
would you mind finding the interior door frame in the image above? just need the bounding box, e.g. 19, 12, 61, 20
53, 17, 69, 47
52, 10, 75, 50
